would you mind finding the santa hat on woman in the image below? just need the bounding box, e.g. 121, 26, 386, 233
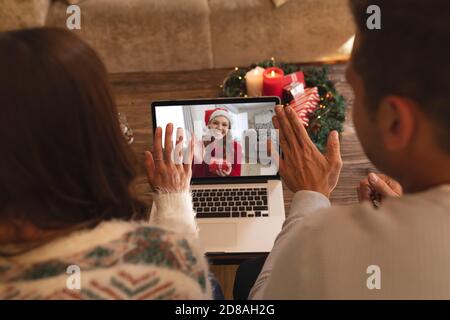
204, 107, 233, 128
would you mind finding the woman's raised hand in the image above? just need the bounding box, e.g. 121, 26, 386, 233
144, 123, 194, 193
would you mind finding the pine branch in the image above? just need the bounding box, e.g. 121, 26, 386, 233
220, 60, 346, 153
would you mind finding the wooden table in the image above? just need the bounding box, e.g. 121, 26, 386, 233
110, 62, 375, 298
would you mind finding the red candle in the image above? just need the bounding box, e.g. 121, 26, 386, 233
262, 67, 285, 98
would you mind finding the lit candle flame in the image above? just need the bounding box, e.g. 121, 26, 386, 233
270, 70, 276, 77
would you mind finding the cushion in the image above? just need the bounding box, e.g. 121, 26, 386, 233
209, 0, 355, 68
46, 0, 213, 73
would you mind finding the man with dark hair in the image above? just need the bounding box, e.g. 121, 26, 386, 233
250, 0, 450, 299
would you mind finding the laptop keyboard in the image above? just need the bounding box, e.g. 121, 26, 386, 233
192, 187, 269, 218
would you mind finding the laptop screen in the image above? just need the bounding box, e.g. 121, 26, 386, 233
152, 97, 280, 180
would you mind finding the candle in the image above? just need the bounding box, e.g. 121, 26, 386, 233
245, 66, 265, 97
262, 67, 285, 99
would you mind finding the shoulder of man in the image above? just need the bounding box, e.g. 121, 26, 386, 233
296, 200, 391, 240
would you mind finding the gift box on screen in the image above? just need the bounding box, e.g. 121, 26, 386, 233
208, 158, 230, 173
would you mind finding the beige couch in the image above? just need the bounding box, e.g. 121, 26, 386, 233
0, 0, 354, 73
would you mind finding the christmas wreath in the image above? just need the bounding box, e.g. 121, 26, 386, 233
220, 58, 346, 153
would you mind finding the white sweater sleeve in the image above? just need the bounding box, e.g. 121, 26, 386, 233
149, 192, 198, 236
249, 190, 330, 299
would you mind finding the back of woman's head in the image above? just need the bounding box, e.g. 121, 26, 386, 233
0, 27, 146, 230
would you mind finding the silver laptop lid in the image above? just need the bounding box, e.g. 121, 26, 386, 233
151, 97, 281, 184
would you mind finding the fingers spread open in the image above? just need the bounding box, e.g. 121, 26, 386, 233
184, 134, 195, 173
144, 151, 155, 182
267, 138, 282, 170
274, 106, 298, 148
278, 158, 286, 176
325, 130, 342, 168
174, 127, 184, 165
153, 127, 164, 168
269, 137, 287, 178
272, 115, 280, 130
164, 123, 174, 164
272, 116, 291, 162
285, 105, 314, 149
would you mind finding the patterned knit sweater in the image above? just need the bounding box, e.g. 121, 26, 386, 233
0, 193, 212, 299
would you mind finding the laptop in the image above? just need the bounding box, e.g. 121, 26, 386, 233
151, 97, 285, 254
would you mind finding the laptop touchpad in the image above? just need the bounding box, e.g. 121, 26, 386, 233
199, 223, 237, 249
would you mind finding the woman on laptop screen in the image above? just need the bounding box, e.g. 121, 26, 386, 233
193, 107, 242, 177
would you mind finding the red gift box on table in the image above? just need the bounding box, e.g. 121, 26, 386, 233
283, 71, 305, 87
283, 82, 304, 103
289, 86, 320, 126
